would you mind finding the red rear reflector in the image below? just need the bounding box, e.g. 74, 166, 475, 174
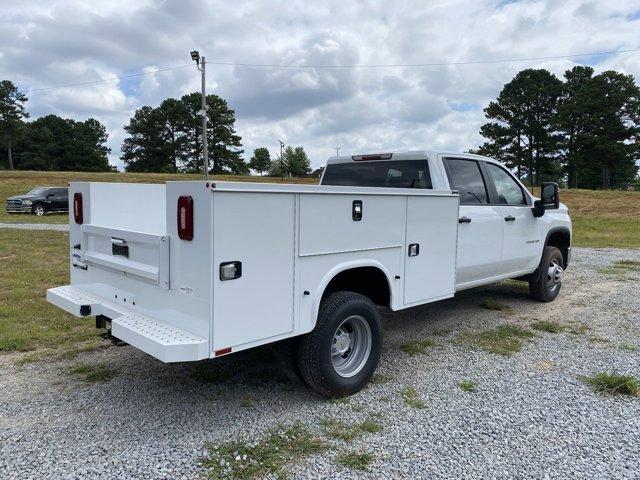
352, 153, 393, 161
177, 196, 194, 240
73, 193, 83, 224
215, 347, 232, 356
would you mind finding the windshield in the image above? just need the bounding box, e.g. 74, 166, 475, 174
322, 160, 432, 189
26, 188, 48, 196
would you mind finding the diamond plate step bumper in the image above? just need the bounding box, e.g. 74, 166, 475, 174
47, 285, 208, 362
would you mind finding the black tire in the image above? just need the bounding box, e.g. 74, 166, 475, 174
296, 291, 382, 398
32, 203, 46, 216
529, 246, 564, 302
280, 337, 306, 385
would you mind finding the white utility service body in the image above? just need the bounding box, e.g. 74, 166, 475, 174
47, 150, 571, 395
48, 180, 459, 361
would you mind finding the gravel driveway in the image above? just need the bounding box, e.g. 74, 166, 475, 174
1, 247, 639, 479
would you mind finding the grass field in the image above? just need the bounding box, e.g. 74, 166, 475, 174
0, 228, 100, 356
2, 170, 638, 247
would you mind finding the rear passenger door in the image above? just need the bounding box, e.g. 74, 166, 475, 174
443, 158, 504, 286
53, 188, 69, 211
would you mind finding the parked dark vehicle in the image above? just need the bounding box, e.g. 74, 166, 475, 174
5, 187, 69, 216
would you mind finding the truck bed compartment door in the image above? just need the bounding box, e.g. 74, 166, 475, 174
80, 224, 170, 289
403, 195, 458, 305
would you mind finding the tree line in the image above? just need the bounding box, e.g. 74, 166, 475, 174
0, 80, 111, 171
474, 67, 640, 189
0, 79, 313, 176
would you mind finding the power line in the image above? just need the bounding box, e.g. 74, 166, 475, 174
25, 47, 640, 93
207, 48, 640, 68
27, 63, 194, 93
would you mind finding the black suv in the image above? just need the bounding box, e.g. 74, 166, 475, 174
5, 187, 69, 216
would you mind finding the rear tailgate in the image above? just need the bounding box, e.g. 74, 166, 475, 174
47, 181, 212, 362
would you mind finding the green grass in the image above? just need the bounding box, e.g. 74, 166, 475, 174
320, 416, 382, 442
0, 170, 317, 224
479, 298, 513, 312
458, 324, 534, 356
531, 320, 566, 333
581, 372, 639, 396
459, 380, 477, 392
398, 338, 436, 355
70, 362, 119, 383
337, 450, 375, 471
201, 423, 326, 480
572, 217, 640, 249
620, 344, 639, 352
401, 386, 426, 409
598, 259, 640, 280
371, 373, 393, 385
0, 229, 103, 357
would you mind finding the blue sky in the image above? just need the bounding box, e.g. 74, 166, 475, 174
2, 0, 640, 170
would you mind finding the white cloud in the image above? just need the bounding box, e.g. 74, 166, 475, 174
1, 0, 639, 169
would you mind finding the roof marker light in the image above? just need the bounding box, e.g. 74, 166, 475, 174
352, 153, 393, 161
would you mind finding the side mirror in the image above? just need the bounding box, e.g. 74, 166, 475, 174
541, 182, 560, 209
532, 199, 545, 218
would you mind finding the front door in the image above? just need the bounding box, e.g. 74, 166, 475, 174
443, 158, 504, 286
483, 163, 542, 275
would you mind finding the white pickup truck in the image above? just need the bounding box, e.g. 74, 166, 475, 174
47, 151, 571, 397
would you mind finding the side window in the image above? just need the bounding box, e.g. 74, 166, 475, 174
444, 159, 489, 205
485, 163, 526, 205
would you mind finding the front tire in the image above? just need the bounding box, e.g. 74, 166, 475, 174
32, 204, 45, 216
529, 246, 564, 302
297, 291, 382, 398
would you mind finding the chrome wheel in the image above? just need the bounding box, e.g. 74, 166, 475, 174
547, 261, 564, 292
34, 205, 45, 216
331, 315, 372, 378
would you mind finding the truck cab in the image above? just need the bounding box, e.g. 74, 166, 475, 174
321, 150, 572, 294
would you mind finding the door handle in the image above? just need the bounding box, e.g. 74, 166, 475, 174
458, 217, 471, 224
505, 215, 516, 222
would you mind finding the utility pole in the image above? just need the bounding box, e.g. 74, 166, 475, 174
277, 139, 286, 179
333, 147, 341, 156
191, 50, 209, 180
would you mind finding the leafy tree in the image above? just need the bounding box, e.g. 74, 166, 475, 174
249, 147, 271, 175
476, 69, 563, 185
122, 93, 247, 174
15, 115, 110, 171
270, 145, 311, 177
180, 93, 246, 174
0, 80, 29, 169
557, 68, 639, 189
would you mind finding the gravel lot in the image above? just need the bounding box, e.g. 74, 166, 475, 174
0, 222, 69, 231
1, 247, 639, 479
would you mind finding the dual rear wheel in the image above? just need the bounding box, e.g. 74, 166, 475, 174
293, 291, 382, 398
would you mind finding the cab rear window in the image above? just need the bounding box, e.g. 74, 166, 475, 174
322, 160, 432, 189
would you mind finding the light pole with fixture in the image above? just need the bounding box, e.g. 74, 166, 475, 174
190, 50, 209, 180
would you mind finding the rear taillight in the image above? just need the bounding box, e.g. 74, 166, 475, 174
177, 196, 193, 240
73, 193, 83, 224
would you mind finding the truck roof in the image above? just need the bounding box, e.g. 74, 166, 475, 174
325, 150, 497, 165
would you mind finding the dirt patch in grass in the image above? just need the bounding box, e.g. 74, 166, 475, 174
581, 372, 639, 397
458, 324, 534, 356
201, 423, 326, 480
337, 450, 375, 471
398, 338, 436, 355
